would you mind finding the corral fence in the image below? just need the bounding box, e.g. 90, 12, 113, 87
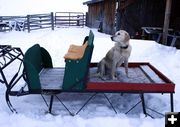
27, 12, 54, 32
55, 12, 85, 27
0, 12, 86, 33
0, 16, 26, 31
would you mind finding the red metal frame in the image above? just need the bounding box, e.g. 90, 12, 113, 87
87, 62, 175, 93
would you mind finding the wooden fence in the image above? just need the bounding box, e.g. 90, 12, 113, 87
0, 12, 86, 32
0, 16, 26, 32
27, 12, 54, 32
55, 12, 85, 27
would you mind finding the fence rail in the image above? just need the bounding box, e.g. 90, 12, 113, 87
55, 12, 85, 27
27, 12, 54, 32
1, 12, 86, 32
0, 16, 26, 32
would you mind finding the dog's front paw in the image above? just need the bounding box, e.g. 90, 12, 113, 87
125, 71, 130, 78
126, 74, 131, 78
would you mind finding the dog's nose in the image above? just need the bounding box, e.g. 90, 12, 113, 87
111, 37, 113, 41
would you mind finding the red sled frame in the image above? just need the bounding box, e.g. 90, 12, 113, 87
80, 62, 175, 117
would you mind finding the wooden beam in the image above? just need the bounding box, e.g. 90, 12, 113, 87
162, 0, 172, 45
120, 0, 136, 10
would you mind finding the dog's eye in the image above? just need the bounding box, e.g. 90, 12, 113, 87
117, 33, 120, 35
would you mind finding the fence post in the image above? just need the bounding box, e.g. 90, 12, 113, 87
54, 12, 56, 27
85, 12, 88, 27
77, 15, 80, 26
39, 17, 42, 29
27, 15, 30, 33
51, 12, 54, 30
69, 12, 70, 26
83, 14, 85, 27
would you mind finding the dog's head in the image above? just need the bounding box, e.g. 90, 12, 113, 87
111, 30, 130, 47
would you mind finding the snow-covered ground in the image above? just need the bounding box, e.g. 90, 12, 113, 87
1, 27, 180, 127
1, 0, 180, 126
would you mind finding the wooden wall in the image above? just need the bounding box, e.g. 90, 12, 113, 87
171, 0, 180, 31
119, 0, 166, 37
85, 0, 180, 36
86, 2, 102, 28
86, 0, 116, 34
102, 0, 116, 34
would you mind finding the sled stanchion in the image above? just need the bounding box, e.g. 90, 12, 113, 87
170, 93, 174, 112
103, 93, 117, 114
49, 95, 54, 113
41, 94, 49, 108
140, 94, 154, 118
146, 107, 164, 117
55, 95, 74, 116
76, 93, 97, 115
141, 94, 147, 115
125, 100, 142, 114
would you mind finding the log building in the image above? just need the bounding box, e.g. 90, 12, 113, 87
83, 0, 180, 38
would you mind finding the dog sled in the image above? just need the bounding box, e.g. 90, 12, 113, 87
0, 30, 175, 117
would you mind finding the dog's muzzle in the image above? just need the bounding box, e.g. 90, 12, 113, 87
111, 36, 114, 41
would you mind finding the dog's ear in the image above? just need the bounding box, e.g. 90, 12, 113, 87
124, 32, 130, 42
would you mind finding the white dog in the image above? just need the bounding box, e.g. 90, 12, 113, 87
97, 30, 132, 80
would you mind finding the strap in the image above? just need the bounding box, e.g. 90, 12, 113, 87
120, 45, 129, 49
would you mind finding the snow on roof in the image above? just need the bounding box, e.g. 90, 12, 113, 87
83, 0, 104, 5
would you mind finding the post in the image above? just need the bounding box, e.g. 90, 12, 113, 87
69, 12, 70, 26
27, 15, 30, 33
162, 0, 172, 45
85, 12, 88, 27
83, 14, 85, 27
116, 0, 121, 32
51, 12, 54, 30
77, 15, 80, 26
49, 95, 54, 113
170, 93, 174, 112
39, 17, 42, 29
140, 94, 147, 116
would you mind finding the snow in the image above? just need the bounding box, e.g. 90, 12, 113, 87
1, 0, 180, 127
1, 27, 180, 127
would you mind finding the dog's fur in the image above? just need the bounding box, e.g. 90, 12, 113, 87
97, 30, 132, 79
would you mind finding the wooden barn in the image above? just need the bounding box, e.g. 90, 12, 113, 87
83, 0, 116, 34
83, 0, 180, 44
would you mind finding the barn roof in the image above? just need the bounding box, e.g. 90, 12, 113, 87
83, 0, 104, 5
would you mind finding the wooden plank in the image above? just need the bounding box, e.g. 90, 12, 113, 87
40, 68, 64, 90
102, 0, 116, 34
